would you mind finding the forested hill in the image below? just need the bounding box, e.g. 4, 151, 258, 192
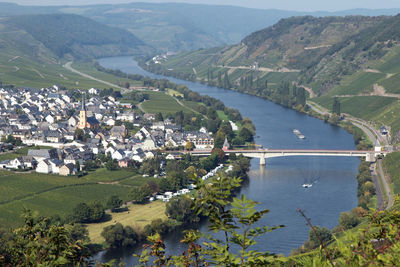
5, 14, 151, 59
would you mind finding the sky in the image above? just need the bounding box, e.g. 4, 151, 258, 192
2, 0, 400, 11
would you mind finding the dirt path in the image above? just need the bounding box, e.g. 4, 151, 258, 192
63, 61, 128, 93
8, 56, 20, 62
295, 83, 315, 98
32, 68, 44, 79
137, 100, 147, 113
304, 44, 332, 50
216, 65, 300, 73
364, 68, 382, 73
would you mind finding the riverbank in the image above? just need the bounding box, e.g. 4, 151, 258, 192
138, 60, 393, 211
94, 56, 361, 258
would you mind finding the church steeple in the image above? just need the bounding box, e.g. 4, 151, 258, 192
78, 94, 87, 129
81, 94, 86, 111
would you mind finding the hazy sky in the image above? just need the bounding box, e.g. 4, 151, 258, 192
2, 0, 400, 11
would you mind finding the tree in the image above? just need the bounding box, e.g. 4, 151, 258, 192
71, 202, 105, 223
308, 226, 333, 249
69, 224, 89, 243
332, 97, 341, 115
296, 87, 306, 106
239, 127, 254, 142
101, 223, 138, 248
185, 141, 195, 151
339, 211, 361, 230
72, 203, 92, 223
214, 130, 225, 149
155, 112, 164, 122
130, 183, 152, 203
166, 196, 198, 224
107, 195, 123, 211
0, 210, 90, 266
75, 160, 80, 172
89, 201, 105, 222
105, 159, 119, 171
74, 128, 86, 142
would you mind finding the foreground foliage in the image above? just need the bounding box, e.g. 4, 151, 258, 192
136, 175, 400, 267
1, 175, 400, 266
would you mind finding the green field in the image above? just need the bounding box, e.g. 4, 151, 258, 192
141, 91, 194, 115
0, 168, 141, 227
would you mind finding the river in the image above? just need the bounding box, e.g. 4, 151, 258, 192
95, 56, 359, 263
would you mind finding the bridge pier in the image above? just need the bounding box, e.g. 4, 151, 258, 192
366, 153, 376, 162
260, 157, 266, 165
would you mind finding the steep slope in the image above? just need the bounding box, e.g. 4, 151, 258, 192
149, 15, 383, 85
0, 14, 150, 88
150, 15, 400, 140
6, 14, 150, 59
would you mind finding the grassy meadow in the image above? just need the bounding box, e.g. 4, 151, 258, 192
86, 201, 167, 244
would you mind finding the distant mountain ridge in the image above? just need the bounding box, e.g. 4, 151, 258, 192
0, 2, 400, 52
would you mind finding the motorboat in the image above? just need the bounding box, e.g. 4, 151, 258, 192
293, 129, 306, 139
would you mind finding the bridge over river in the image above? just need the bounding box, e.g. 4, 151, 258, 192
185, 148, 387, 165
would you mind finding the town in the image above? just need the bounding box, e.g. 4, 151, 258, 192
0, 85, 217, 176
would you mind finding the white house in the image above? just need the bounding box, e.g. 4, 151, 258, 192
88, 88, 99, 95
36, 159, 52, 174
112, 149, 125, 160
49, 159, 63, 174
105, 118, 116, 126
116, 111, 135, 122
45, 114, 55, 124
143, 137, 156, 150
68, 116, 79, 127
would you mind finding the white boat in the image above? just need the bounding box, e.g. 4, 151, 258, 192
302, 183, 313, 188
293, 129, 306, 139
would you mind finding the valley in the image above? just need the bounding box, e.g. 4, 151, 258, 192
0, 2, 400, 266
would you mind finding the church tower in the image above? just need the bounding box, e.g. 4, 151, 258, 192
78, 94, 87, 129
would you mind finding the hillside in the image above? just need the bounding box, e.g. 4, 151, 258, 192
149, 14, 400, 141
148, 15, 383, 86
5, 14, 149, 59
2, 3, 400, 52
0, 13, 154, 89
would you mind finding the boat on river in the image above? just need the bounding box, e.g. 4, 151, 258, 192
302, 183, 313, 188
293, 129, 305, 139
